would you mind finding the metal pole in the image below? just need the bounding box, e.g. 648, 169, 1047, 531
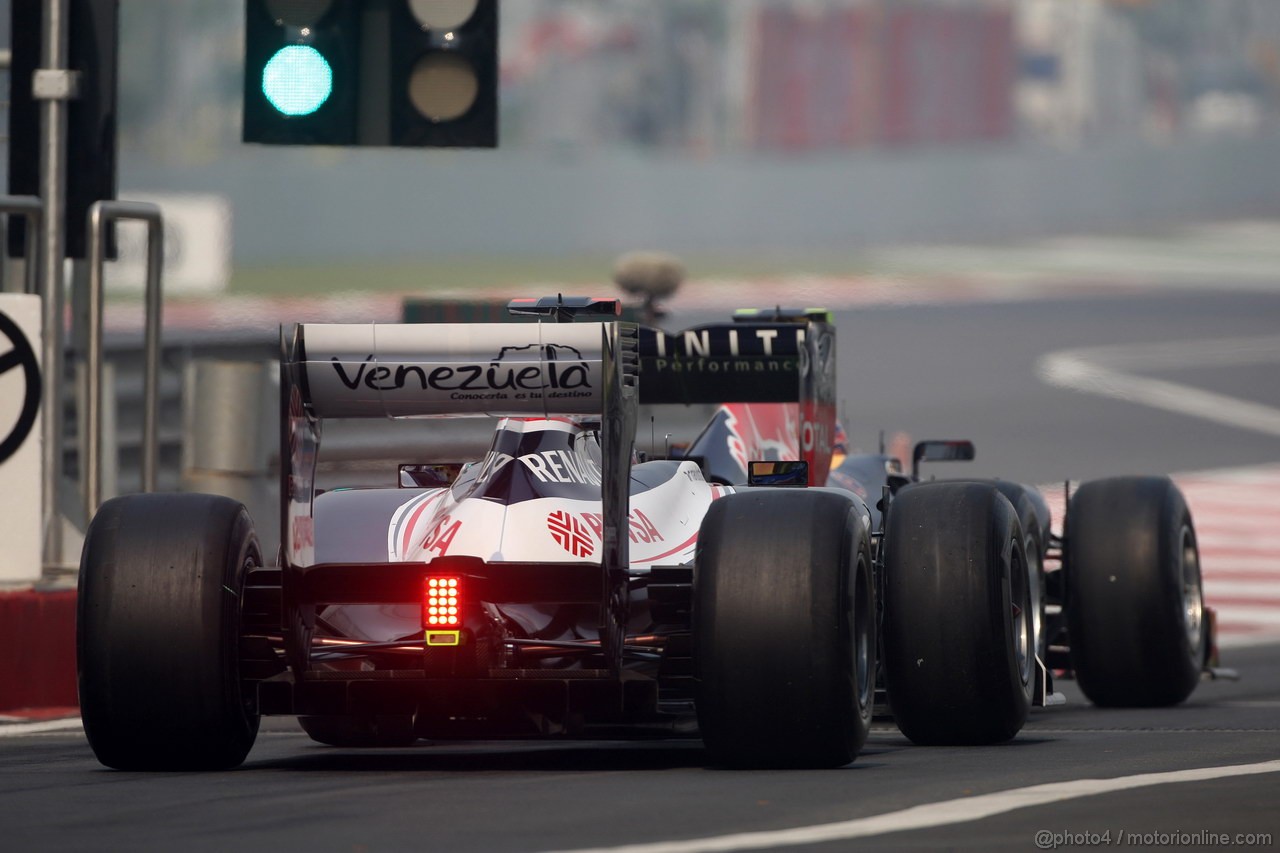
85, 207, 104, 520
142, 216, 163, 492
84, 200, 164, 520
38, 0, 72, 567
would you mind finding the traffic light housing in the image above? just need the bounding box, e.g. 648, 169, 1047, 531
242, 0, 498, 148
7, 0, 119, 259
242, 0, 361, 145
389, 0, 498, 147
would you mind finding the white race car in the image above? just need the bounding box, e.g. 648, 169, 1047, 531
77, 297, 1222, 770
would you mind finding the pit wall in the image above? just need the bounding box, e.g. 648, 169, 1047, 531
0, 590, 77, 714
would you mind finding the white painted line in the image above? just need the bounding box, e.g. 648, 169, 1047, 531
1038, 350, 1280, 438
0, 717, 83, 737
545, 760, 1280, 853
1038, 334, 1280, 439
1193, 524, 1280, 540
1201, 558, 1280, 574
1200, 542, 1280, 557
1207, 606, 1280, 626
1183, 494, 1280, 508
1203, 579, 1280, 598
1218, 632, 1280, 649
1068, 335, 1280, 372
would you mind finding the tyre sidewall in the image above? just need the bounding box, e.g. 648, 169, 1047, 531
1067, 477, 1203, 706
77, 493, 261, 770
694, 489, 872, 767
883, 483, 1031, 744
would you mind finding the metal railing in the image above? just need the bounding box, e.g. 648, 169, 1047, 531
85, 201, 163, 520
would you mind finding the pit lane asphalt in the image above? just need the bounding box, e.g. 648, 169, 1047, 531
5, 287, 1278, 852
3, 643, 1277, 853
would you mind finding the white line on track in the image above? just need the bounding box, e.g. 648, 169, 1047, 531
544, 760, 1280, 853
1202, 557, 1280, 574
1199, 531, 1280, 547
0, 717, 83, 737
1217, 633, 1280, 649
1210, 607, 1280, 627
1037, 334, 1280, 438
1203, 580, 1280, 598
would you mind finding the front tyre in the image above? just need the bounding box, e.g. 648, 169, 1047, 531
694, 489, 874, 768
1066, 476, 1204, 707
77, 493, 262, 770
883, 482, 1032, 745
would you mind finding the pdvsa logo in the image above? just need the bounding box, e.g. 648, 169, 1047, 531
545, 509, 664, 557
547, 510, 594, 558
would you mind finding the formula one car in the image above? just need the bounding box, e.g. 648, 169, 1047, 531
76, 297, 1219, 770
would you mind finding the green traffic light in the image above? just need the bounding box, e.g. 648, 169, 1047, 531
262, 45, 332, 116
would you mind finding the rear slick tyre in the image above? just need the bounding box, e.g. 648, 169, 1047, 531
883, 482, 1032, 745
694, 489, 874, 768
947, 480, 1048, 662
77, 493, 262, 770
1066, 476, 1205, 707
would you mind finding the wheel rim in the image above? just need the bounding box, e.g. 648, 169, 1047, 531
1180, 524, 1204, 653
853, 557, 872, 710
1025, 536, 1044, 659
1011, 546, 1032, 686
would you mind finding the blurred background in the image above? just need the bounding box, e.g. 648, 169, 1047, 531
110, 0, 1280, 154
4, 0, 1280, 672
7, 0, 1280, 295
5, 0, 1280, 717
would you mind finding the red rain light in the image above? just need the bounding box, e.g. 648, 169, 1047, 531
424, 576, 462, 628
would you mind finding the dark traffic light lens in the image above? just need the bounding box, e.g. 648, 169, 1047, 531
407, 53, 478, 121
407, 0, 478, 30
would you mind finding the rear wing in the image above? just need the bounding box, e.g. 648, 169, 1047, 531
279, 320, 638, 567
298, 322, 614, 419
638, 314, 837, 485
637, 322, 818, 405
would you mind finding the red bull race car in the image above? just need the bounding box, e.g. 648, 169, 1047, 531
76, 297, 1223, 770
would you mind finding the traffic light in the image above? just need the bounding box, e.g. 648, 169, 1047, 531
8, 0, 119, 259
389, 0, 498, 147
242, 0, 498, 148
66, 0, 120, 258
242, 0, 361, 145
